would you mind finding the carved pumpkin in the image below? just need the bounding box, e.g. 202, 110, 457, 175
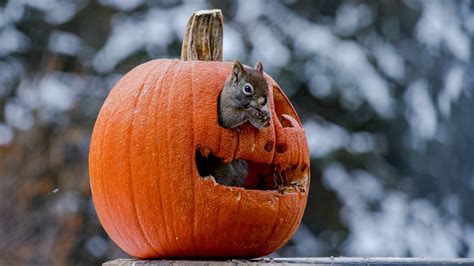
89, 59, 310, 258
89, 9, 310, 259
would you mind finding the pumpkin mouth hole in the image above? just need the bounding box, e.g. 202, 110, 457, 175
195, 150, 308, 193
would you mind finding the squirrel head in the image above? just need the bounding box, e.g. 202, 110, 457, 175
229, 60, 269, 109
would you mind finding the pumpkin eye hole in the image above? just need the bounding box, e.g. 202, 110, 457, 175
243, 83, 254, 95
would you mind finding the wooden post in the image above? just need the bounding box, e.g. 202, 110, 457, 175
181, 9, 223, 61
104, 257, 474, 265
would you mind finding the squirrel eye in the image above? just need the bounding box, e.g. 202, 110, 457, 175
243, 83, 254, 95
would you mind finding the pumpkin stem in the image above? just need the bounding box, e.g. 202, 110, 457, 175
181, 9, 223, 61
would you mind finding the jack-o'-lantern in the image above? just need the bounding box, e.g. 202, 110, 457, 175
89, 10, 310, 259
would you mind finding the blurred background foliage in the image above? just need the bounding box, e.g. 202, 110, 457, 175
0, 0, 473, 264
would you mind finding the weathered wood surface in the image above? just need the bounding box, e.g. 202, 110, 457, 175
181, 9, 223, 61
104, 257, 474, 265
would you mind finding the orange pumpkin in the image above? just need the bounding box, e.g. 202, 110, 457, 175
89, 59, 310, 258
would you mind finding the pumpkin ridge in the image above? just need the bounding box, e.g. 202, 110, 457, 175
142, 61, 169, 255
259, 194, 281, 253
133, 60, 176, 256
128, 70, 162, 256
165, 60, 186, 254
98, 92, 141, 254
232, 188, 243, 252
214, 64, 229, 159
213, 192, 223, 248
213, 65, 223, 157
299, 132, 309, 187
189, 60, 197, 250
191, 61, 206, 251
155, 60, 178, 254
293, 129, 302, 178
94, 103, 134, 253
288, 196, 305, 247
300, 132, 306, 174
277, 196, 302, 250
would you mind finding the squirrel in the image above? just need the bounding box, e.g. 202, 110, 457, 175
218, 60, 271, 129
202, 61, 271, 187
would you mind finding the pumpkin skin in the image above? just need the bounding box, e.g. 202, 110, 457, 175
89, 59, 310, 258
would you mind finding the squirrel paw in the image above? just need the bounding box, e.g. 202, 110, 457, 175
249, 108, 271, 128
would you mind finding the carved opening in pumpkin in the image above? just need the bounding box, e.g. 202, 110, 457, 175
195, 149, 308, 193
273, 86, 298, 128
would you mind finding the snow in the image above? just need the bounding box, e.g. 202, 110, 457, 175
437, 66, 465, 118
404, 80, 438, 140
265, 3, 394, 117
223, 25, 245, 61
0, 1, 25, 28
0, 123, 14, 146
22, 0, 87, 25
86, 235, 108, 257
249, 24, 290, 68
335, 3, 374, 36
304, 119, 349, 157
323, 163, 470, 257
416, 1, 471, 61
236, 0, 264, 22
288, 223, 324, 256
39, 74, 78, 112
0, 59, 24, 97
5, 99, 34, 130
308, 72, 332, 98
99, 0, 144, 11
93, 10, 174, 73
0, 26, 30, 56
305, 118, 384, 157
48, 30, 82, 56
348, 132, 377, 154
373, 43, 405, 81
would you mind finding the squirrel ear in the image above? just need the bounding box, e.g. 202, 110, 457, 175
255, 61, 264, 73
233, 60, 245, 81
